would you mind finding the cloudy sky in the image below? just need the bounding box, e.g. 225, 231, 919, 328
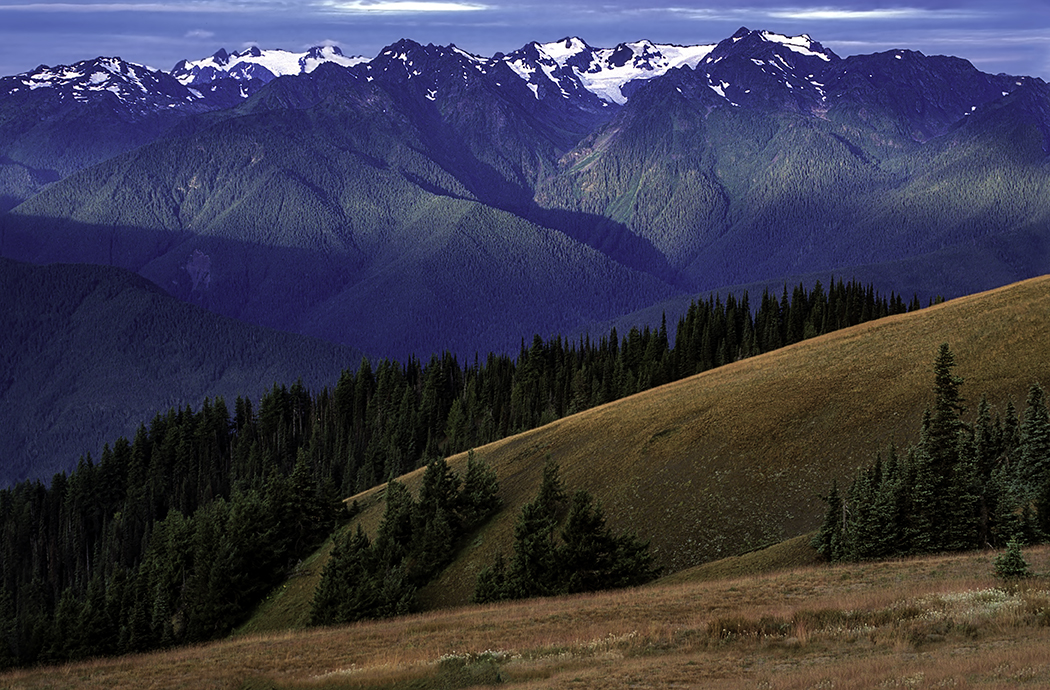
1, 0, 1047, 79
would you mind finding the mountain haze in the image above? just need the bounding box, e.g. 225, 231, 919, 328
0, 257, 362, 486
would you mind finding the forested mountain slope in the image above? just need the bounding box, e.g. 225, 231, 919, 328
0, 53, 674, 359
0, 257, 361, 486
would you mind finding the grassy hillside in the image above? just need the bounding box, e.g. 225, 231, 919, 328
429, 274, 1050, 605
242, 275, 1050, 630
0, 257, 362, 486
4, 543, 1049, 688
4, 276, 1050, 688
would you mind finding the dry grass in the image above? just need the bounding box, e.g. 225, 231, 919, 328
5, 544, 1050, 689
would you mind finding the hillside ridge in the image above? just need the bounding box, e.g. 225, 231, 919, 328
243, 275, 1050, 629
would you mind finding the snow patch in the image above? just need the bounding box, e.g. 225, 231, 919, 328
537, 37, 590, 62
760, 31, 832, 61
509, 38, 714, 104
173, 45, 368, 86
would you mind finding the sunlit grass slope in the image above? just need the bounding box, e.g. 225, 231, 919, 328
248, 275, 1050, 629
424, 274, 1050, 607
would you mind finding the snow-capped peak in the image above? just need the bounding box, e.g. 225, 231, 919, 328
536, 37, 592, 63
2, 30, 845, 114
172, 45, 369, 86
758, 31, 833, 62
1, 56, 200, 109
301, 45, 367, 73
503, 37, 715, 105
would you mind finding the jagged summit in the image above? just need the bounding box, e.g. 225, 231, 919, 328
2, 28, 1039, 139
0, 31, 844, 114
499, 36, 713, 105
159, 35, 719, 107
171, 44, 368, 86
0, 55, 201, 111
705, 27, 839, 66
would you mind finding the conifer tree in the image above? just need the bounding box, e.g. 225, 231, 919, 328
460, 450, 502, 529
533, 455, 568, 521
476, 457, 654, 600
557, 490, 657, 593
472, 552, 510, 603
917, 344, 969, 552
375, 480, 415, 565
558, 490, 617, 593
1018, 383, 1050, 496
506, 458, 567, 598
944, 437, 981, 551
310, 527, 377, 626
507, 498, 561, 598
1037, 475, 1050, 539
812, 480, 845, 561
925, 343, 965, 475
994, 539, 1030, 579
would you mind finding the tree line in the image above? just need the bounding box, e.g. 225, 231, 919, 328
814, 344, 1050, 562
0, 277, 919, 668
0, 402, 341, 666
473, 458, 658, 603
311, 451, 502, 625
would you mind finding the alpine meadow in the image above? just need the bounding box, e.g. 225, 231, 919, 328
2, 22, 1050, 688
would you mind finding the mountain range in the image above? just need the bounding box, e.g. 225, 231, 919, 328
0, 34, 715, 214
3, 27, 1050, 680
2, 27, 1050, 481
3, 27, 1048, 363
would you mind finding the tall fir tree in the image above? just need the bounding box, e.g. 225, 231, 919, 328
1018, 383, 1050, 497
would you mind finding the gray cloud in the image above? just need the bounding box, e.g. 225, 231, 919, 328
320, 1, 489, 11
0, 2, 239, 11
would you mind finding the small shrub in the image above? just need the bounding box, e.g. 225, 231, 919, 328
436, 652, 504, 687
708, 615, 789, 641
994, 540, 1031, 580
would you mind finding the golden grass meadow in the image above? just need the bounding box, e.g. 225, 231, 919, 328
4, 542, 1050, 688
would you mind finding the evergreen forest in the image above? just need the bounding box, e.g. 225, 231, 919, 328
311, 452, 504, 626
0, 278, 917, 668
472, 458, 658, 603
814, 344, 1050, 561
